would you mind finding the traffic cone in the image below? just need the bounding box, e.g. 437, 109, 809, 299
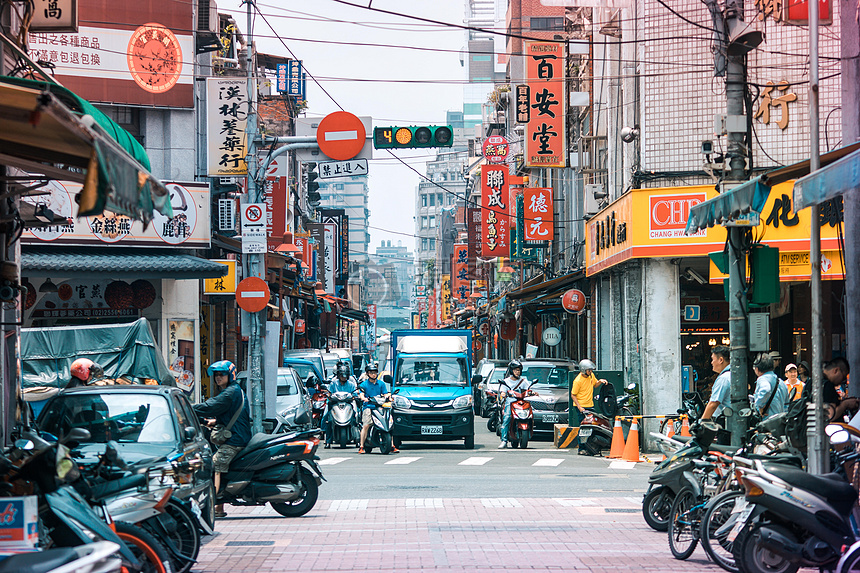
621, 420, 643, 463
608, 417, 625, 459
666, 420, 675, 439
680, 416, 692, 437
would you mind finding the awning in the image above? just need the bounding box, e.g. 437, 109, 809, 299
22, 251, 228, 280
686, 142, 860, 234
794, 147, 860, 209
506, 270, 585, 302
338, 308, 369, 324
0, 76, 172, 223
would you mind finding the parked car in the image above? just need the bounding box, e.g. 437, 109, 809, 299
474, 359, 507, 417
477, 367, 506, 417
520, 360, 578, 433
322, 353, 342, 379
36, 384, 216, 528
283, 349, 326, 382
284, 358, 325, 388
352, 352, 370, 377
237, 367, 312, 433
329, 348, 354, 374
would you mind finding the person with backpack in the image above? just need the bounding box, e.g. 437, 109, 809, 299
752, 354, 788, 419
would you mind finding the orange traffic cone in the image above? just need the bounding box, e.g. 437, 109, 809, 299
680, 416, 692, 437
666, 417, 676, 439
608, 417, 625, 459
621, 420, 642, 463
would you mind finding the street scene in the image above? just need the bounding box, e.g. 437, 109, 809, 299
0, 0, 860, 572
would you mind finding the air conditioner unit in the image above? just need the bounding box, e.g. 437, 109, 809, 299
217, 198, 236, 232
198, 0, 218, 33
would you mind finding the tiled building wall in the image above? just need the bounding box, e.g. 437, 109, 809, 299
640, 0, 842, 177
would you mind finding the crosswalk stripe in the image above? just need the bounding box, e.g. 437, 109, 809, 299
384, 456, 422, 465
532, 458, 564, 467
328, 499, 369, 511
609, 460, 637, 470
481, 498, 522, 508
459, 457, 493, 466
318, 457, 351, 466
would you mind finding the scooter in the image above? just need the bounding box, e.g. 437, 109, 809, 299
577, 410, 615, 456
360, 393, 396, 455
328, 391, 360, 448
310, 384, 329, 429
497, 380, 537, 449
0, 541, 121, 573
217, 419, 326, 518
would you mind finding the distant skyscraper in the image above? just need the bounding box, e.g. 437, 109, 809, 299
317, 175, 370, 264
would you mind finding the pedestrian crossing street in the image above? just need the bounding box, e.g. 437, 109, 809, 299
317, 454, 640, 470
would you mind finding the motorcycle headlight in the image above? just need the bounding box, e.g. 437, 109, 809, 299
393, 395, 411, 408
280, 404, 300, 417
452, 395, 472, 409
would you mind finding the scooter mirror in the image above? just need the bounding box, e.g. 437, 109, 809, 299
63, 427, 91, 444
722, 407, 734, 418
825, 423, 843, 436
13, 439, 34, 451
471, 375, 483, 385
627, 383, 636, 391
294, 410, 311, 426
738, 408, 753, 419
383, 374, 393, 384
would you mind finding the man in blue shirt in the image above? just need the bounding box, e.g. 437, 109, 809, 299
703, 346, 731, 420
753, 354, 788, 418
323, 362, 357, 448
357, 362, 397, 453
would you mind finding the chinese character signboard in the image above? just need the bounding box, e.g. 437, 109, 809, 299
367, 304, 377, 350
203, 260, 237, 295
481, 165, 510, 257
30, 0, 78, 32
206, 78, 248, 176
512, 194, 540, 261
467, 207, 481, 279
523, 188, 553, 241
263, 156, 292, 249
22, 181, 210, 247
482, 135, 509, 164
525, 42, 566, 168
29, 0, 193, 107
317, 159, 369, 179
441, 274, 452, 322
287, 60, 303, 98
452, 243, 470, 305
276, 63, 288, 93
516, 85, 530, 123
168, 320, 196, 396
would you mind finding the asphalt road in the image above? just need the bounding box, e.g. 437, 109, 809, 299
314, 416, 653, 499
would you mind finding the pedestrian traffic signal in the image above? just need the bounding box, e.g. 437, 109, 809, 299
305, 162, 320, 206
373, 125, 454, 149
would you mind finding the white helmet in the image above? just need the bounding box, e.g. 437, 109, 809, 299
579, 359, 596, 372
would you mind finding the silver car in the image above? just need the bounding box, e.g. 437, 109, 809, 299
520, 361, 578, 432
238, 367, 312, 433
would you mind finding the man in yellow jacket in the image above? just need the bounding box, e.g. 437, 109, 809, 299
570, 359, 606, 428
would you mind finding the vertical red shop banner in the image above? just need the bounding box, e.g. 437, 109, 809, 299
452, 243, 469, 305
427, 289, 437, 329
264, 156, 290, 249
523, 187, 554, 241
466, 207, 481, 279
481, 165, 510, 256
525, 42, 566, 168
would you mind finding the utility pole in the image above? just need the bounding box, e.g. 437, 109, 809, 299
243, 0, 264, 434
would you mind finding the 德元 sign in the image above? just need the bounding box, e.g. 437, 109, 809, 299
523, 187, 553, 240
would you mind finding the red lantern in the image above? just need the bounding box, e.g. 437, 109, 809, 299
500, 318, 517, 341
561, 289, 586, 313
295, 318, 306, 334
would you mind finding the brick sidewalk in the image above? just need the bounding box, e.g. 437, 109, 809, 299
195, 496, 726, 572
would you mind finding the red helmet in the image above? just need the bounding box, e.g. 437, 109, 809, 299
70, 358, 94, 381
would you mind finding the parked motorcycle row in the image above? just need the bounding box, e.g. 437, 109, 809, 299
641, 405, 860, 573
0, 407, 326, 573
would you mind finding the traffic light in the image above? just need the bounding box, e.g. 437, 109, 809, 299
305, 162, 320, 206
373, 125, 454, 149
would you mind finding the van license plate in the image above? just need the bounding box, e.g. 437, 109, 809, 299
578, 428, 592, 438
421, 425, 443, 435
542, 414, 559, 423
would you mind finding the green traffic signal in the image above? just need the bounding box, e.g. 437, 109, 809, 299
373, 125, 453, 149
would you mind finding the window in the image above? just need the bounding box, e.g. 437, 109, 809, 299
429, 215, 436, 228
422, 195, 427, 207
530, 17, 565, 31
438, 193, 444, 206
429, 238, 436, 250
421, 216, 428, 228
429, 194, 435, 207
421, 238, 428, 250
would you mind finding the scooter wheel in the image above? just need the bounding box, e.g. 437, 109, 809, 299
270, 468, 320, 518
115, 521, 172, 573
734, 523, 799, 573
338, 427, 348, 448
642, 486, 674, 532
487, 416, 497, 433
379, 433, 393, 455
518, 430, 529, 449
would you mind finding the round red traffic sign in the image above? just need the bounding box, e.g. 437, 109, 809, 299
316, 111, 366, 161
235, 277, 270, 313
561, 289, 586, 313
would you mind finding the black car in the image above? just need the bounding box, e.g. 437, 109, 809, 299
37, 384, 216, 528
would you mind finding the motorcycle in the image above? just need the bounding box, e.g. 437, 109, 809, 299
328, 390, 360, 448
486, 393, 501, 433
497, 380, 537, 449
360, 393, 396, 455
310, 384, 329, 429
577, 410, 615, 456
729, 431, 859, 573
216, 421, 326, 518
0, 540, 121, 573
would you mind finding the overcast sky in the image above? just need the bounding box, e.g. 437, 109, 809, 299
223, 1, 467, 257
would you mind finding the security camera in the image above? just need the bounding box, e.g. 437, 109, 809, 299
685, 267, 707, 285
702, 140, 714, 155
620, 126, 639, 143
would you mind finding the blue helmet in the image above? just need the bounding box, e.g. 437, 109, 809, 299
207, 360, 237, 384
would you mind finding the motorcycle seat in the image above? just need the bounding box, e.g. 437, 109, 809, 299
765, 465, 858, 516
242, 432, 282, 453
748, 452, 804, 467
709, 443, 737, 454
0, 546, 78, 572
89, 472, 148, 502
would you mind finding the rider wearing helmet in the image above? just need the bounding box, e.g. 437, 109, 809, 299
67, 358, 95, 388
323, 361, 358, 448
570, 359, 606, 432
358, 361, 398, 454
193, 360, 251, 518
498, 359, 534, 449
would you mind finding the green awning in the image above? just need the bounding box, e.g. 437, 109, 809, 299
794, 148, 860, 210
22, 251, 228, 280
685, 177, 771, 235
0, 76, 172, 223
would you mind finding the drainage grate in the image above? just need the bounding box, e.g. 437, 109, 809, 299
226, 541, 275, 546
604, 508, 638, 513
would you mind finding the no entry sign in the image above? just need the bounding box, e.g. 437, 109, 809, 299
316, 111, 366, 161
235, 277, 270, 313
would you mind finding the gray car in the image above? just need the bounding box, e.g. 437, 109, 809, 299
520, 360, 578, 432
237, 367, 312, 433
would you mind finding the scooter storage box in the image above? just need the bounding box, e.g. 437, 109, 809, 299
0, 496, 38, 548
